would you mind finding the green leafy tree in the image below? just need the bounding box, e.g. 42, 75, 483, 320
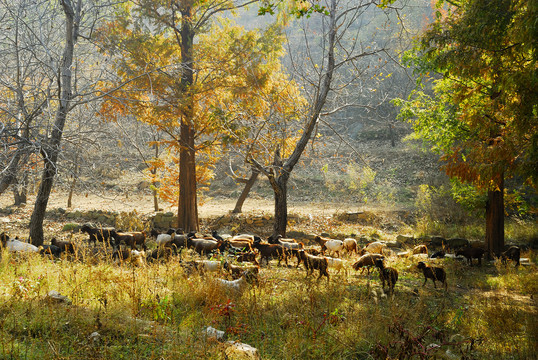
394, 0, 537, 255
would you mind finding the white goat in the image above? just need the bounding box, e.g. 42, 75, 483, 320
3, 237, 39, 253
359, 241, 386, 255
325, 256, 346, 275
215, 276, 247, 293
324, 240, 344, 257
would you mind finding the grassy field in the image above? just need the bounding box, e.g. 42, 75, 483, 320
0, 237, 536, 360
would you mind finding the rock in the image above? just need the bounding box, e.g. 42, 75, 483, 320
204, 326, 225, 341
47, 290, 72, 305
88, 331, 101, 344
225, 341, 261, 360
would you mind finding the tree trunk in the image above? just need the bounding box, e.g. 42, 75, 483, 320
388, 121, 395, 147
232, 169, 259, 213
152, 143, 159, 212
271, 174, 289, 237
485, 176, 504, 258
29, 0, 79, 246
178, 122, 198, 232
176, 3, 199, 232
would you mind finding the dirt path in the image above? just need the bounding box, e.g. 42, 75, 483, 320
1, 191, 358, 218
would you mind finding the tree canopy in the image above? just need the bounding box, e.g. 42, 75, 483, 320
394, 0, 537, 253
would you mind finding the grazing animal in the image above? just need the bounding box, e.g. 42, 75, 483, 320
39, 245, 62, 258
298, 250, 330, 280
359, 241, 386, 256
146, 247, 175, 263
412, 244, 428, 255
111, 231, 147, 250
0, 234, 39, 253
456, 247, 486, 266
112, 249, 145, 266
430, 250, 446, 259
501, 246, 520, 267
314, 236, 343, 257
190, 238, 222, 255
51, 238, 76, 254
214, 271, 257, 293
80, 224, 115, 247
351, 253, 385, 274
235, 251, 259, 266
417, 261, 447, 290
252, 240, 287, 266
223, 261, 259, 280
325, 256, 346, 275
343, 238, 358, 254
375, 258, 398, 293
268, 234, 296, 244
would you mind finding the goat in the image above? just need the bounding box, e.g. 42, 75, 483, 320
412, 244, 428, 255
214, 271, 257, 294
268, 234, 296, 244
252, 240, 287, 266
235, 251, 260, 266
351, 253, 385, 274
111, 231, 147, 250
375, 258, 398, 294
358, 241, 386, 256
343, 238, 358, 254
223, 261, 259, 281
226, 239, 254, 252
0, 234, 39, 253
430, 250, 446, 259
456, 247, 485, 266
146, 247, 175, 263
501, 246, 520, 267
314, 236, 343, 257
112, 249, 145, 266
190, 238, 222, 255
51, 238, 76, 254
80, 224, 115, 247
325, 256, 346, 275
417, 261, 447, 290
39, 244, 62, 258
297, 250, 329, 280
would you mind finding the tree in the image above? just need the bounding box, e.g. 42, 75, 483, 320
394, 0, 537, 256
249, 0, 395, 236
97, 2, 298, 232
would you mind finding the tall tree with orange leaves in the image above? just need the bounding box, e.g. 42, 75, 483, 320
96, 1, 300, 231
394, 0, 537, 256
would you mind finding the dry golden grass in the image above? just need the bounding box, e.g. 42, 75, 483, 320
0, 240, 536, 359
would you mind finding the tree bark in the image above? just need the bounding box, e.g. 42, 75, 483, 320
177, 3, 198, 232
485, 175, 504, 258
232, 168, 259, 213
29, 0, 79, 246
271, 173, 289, 236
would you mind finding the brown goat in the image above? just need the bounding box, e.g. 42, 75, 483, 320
50, 238, 76, 254
501, 246, 520, 267
223, 261, 259, 281
456, 247, 485, 266
352, 253, 385, 274
298, 250, 329, 280
252, 241, 287, 266
375, 259, 398, 293
235, 251, 260, 266
417, 261, 447, 290
111, 231, 147, 250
